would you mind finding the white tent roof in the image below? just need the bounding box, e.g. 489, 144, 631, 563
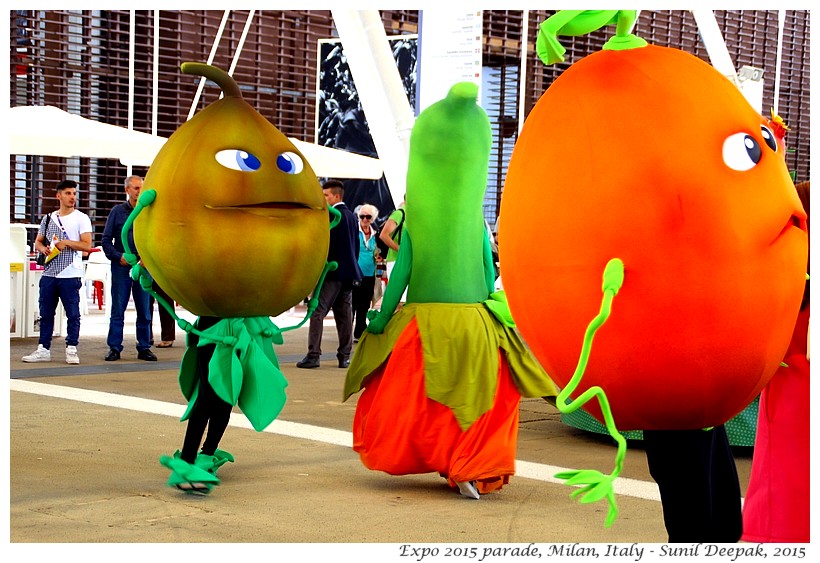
6, 105, 383, 179
7, 105, 166, 167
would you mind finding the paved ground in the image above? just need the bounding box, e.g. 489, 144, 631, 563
7, 301, 756, 558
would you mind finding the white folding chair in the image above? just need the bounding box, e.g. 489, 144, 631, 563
83, 249, 111, 317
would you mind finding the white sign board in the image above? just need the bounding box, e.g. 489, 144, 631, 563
737, 65, 765, 113
417, 9, 483, 113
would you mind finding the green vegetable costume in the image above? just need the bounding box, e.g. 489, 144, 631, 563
343, 82, 557, 497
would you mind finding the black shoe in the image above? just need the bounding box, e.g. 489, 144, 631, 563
104, 349, 120, 361
138, 349, 158, 361
296, 357, 320, 369
338, 359, 350, 368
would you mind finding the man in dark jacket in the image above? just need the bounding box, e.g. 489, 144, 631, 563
297, 179, 363, 368
101, 175, 157, 362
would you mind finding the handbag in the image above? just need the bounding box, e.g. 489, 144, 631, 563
35, 213, 52, 266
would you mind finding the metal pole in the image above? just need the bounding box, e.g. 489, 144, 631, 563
228, 10, 256, 77
330, 9, 415, 202
517, 10, 528, 136
188, 11, 230, 120
128, 10, 136, 175
773, 10, 786, 115
691, 10, 738, 86
152, 10, 159, 135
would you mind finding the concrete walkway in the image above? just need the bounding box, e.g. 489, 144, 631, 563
7, 301, 755, 558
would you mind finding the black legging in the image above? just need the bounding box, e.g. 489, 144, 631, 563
180, 316, 233, 464
351, 275, 376, 339
643, 426, 742, 543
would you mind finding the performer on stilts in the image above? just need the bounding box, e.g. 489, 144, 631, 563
344, 82, 557, 499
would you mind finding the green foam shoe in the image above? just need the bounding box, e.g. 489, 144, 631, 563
160, 454, 220, 495
167, 448, 234, 477
195, 448, 235, 476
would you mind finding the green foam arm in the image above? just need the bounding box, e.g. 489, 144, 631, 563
536, 10, 646, 66
536, 9, 588, 65
120, 188, 155, 274
482, 228, 495, 295
279, 206, 341, 333
553, 258, 626, 528
280, 259, 337, 334
120, 189, 221, 341
120, 188, 173, 310
327, 204, 342, 230
366, 232, 413, 334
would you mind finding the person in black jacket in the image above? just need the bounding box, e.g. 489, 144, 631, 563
297, 179, 363, 369
101, 175, 157, 362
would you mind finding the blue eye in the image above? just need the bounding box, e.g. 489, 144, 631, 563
277, 151, 304, 175
215, 149, 262, 171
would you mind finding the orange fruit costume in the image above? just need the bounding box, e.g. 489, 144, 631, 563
498, 11, 808, 525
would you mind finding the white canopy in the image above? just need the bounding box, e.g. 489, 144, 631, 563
6, 105, 383, 179
7, 105, 166, 167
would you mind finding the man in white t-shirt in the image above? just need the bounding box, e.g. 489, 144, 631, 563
22, 180, 93, 364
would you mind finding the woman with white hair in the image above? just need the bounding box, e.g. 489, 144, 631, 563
352, 203, 380, 340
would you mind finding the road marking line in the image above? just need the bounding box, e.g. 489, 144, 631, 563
10, 378, 661, 501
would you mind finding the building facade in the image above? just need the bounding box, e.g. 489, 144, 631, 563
8, 9, 810, 239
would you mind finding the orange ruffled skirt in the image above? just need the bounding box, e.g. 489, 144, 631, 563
352, 317, 523, 494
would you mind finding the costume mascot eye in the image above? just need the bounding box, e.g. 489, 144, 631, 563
498, 10, 807, 525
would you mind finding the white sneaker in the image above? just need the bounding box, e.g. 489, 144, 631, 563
22, 344, 51, 363
65, 345, 80, 365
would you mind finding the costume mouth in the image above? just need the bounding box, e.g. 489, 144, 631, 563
205, 202, 323, 216
772, 213, 806, 244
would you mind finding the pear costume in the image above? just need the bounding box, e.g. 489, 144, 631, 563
124, 63, 336, 493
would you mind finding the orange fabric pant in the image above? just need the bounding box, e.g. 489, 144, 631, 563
352, 318, 522, 493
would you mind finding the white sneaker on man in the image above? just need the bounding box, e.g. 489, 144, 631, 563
65, 345, 80, 365
22, 344, 51, 363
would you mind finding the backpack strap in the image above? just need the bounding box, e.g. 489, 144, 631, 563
392, 208, 405, 242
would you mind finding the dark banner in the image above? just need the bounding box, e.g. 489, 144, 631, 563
316, 35, 417, 222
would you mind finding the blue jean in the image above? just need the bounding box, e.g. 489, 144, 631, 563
107, 264, 153, 352
38, 276, 82, 349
